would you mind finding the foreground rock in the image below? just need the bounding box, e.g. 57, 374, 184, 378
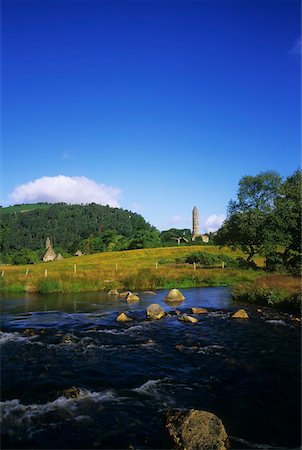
116, 312, 133, 322
178, 315, 198, 324
164, 288, 185, 302
126, 292, 140, 302
232, 309, 249, 319
192, 307, 208, 314
166, 408, 229, 450
146, 303, 165, 320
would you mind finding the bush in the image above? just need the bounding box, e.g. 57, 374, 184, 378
176, 252, 239, 268
10, 249, 39, 265
236, 257, 258, 270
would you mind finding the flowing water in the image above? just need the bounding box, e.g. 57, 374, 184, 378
0, 287, 301, 449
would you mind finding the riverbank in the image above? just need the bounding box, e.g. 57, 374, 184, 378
0, 246, 300, 312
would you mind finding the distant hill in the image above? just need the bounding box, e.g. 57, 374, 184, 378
0, 203, 160, 262
0, 203, 50, 215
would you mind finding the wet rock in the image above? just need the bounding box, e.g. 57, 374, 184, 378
231, 309, 249, 319
143, 291, 157, 295
62, 333, 77, 344
166, 408, 229, 450
119, 291, 132, 298
257, 308, 263, 313
290, 316, 301, 322
108, 289, 119, 296
178, 315, 198, 324
146, 303, 165, 320
126, 293, 140, 302
116, 312, 133, 322
192, 307, 208, 314
62, 387, 81, 399
164, 289, 185, 302
23, 328, 36, 336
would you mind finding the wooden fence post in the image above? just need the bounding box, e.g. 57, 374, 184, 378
44, 269, 48, 278
1, 270, 4, 278
115, 263, 118, 270
222, 262, 225, 269
193, 262, 196, 270
74, 264, 77, 275
155, 262, 158, 270
25, 268, 29, 276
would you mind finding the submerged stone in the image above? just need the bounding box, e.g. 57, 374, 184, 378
108, 289, 119, 296
178, 315, 198, 324
191, 307, 208, 314
62, 387, 81, 399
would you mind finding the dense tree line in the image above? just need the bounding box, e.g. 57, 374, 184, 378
0, 203, 161, 263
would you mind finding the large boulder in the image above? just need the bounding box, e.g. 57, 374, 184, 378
232, 309, 249, 319
166, 408, 229, 450
164, 289, 185, 302
146, 303, 165, 320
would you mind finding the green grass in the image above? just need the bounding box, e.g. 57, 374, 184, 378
0, 245, 290, 300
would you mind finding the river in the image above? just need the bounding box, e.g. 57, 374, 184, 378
0, 287, 301, 449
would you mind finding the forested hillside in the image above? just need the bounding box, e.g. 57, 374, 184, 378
0, 203, 160, 263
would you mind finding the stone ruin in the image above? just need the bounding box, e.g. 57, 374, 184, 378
42, 237, 64, 261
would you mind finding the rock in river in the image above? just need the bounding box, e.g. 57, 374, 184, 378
192, 307, 208, 314
178, 315, 198, 324
108, 289, 119, 296
62, 387, 81, 399
164, 288, 185, 302
126, 292, 140, 302
166, 408, 229, 450
116, 312, 133, 322
232, 309, 249, 319
146, 303, 165, 320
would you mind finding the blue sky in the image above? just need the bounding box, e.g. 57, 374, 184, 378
2, 0, 300, 231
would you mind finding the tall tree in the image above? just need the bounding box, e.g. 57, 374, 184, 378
215, 171, 283, 261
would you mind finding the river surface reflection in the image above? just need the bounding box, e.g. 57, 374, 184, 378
1, 287, 301, 449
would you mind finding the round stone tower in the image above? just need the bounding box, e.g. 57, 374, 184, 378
192, 206, 200, 241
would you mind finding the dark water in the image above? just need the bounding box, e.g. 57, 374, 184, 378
0, 288, 301, 449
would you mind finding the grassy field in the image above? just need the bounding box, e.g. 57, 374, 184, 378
0, 245, 261, 292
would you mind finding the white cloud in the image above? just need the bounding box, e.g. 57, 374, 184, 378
10, 175, 121, 207
204, 214, 225, 233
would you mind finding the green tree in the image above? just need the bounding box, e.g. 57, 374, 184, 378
215, 171, 283, 261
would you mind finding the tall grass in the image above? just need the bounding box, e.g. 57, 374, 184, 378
232, 275, 301, 312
